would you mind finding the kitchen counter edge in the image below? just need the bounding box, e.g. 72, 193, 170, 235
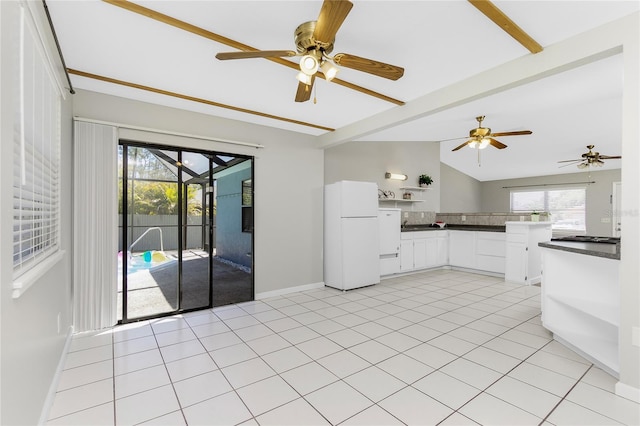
538, 241, 620, 260
401, 225, 506, 233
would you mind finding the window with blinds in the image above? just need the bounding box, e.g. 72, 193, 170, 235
13, 5, 62, 278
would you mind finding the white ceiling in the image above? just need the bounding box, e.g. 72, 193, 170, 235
46, 1, 637, 181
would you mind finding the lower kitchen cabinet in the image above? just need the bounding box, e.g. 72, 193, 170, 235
400, 231, 448, 272
400, 240, 414, 271
504, 222, 552, 284
448, 231, 476, 269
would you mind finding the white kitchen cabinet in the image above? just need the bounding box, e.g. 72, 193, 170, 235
505, 222, 552, 285
436, 235, 448, 266
400, 240, 414, 271
475, 232, 506, 273
448, 231, 475, 269
413, 238, 428, 269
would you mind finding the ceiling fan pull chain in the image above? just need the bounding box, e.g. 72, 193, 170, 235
313, 82, 317, 104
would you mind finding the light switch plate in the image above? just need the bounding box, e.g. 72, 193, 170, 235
461, 215, 466, 222
601, 217, 611, 223
404, 212, 409, 218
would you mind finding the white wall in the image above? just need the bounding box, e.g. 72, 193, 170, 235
73, 89, 325, 296
440, 163, 482, 212
480, 169, 621, 236
0, 2, 74, 424
324, 141, 441, 212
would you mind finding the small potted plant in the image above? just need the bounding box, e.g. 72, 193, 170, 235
531, 210, 540, 222
418, 174, 433, 187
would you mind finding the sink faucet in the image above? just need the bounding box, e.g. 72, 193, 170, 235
402, 220, 408, 229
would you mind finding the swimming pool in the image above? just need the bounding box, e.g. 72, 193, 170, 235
118, 251, 176, 274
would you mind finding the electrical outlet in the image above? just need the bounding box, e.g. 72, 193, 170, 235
421, 212, 424, 218
461, 215, 466, 222
404, 212, 409, 218
601, 217, 611, 223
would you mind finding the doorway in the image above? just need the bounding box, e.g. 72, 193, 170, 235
118, 142, 254, 322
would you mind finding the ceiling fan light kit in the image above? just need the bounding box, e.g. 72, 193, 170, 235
558, 145, 620, 169
214, 0, 404, 102
449, 115, 533, 153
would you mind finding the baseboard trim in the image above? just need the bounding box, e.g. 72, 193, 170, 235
256, 282, 325, 300
615, 381, 640, 403
39, 325, 74, 425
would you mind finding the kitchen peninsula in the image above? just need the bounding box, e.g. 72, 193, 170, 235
539, 239, 621, 376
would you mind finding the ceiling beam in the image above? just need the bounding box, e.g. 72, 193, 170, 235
68, 69, 335, 132
468, 0, 543, 54
102, 0, 405, 106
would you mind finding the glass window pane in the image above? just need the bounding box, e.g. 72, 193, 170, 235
511, 191, 545, 211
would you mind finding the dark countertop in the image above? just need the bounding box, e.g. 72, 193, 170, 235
538, 240, 620, 260
401, 224, 506, 233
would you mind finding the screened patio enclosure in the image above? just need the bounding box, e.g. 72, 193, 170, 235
118, 143, 253, 322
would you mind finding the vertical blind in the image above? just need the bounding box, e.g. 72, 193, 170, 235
13, 4, 62, 278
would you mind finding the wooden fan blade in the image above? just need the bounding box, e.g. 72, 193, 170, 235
452, 140, 472, 152
314, 0, 353, 43
488, 138, 507, 149
295, 75, 316, 102
598, 155, 622, 159
558, 159, 583, 163
216, 50, 297, 60
467, 0, 543, 54
333, 53, 404, 80
490, 130, 533, 137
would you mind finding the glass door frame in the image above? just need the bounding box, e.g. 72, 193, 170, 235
118, 140, 254, 324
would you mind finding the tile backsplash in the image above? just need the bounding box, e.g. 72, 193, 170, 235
404, 211, 550, 226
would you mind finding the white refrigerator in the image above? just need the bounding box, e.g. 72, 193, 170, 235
324, 181, 380, 290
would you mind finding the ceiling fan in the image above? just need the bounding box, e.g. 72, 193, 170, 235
215, 0, 404, 102
558, 145, 621, 169
448, 116, 533, 151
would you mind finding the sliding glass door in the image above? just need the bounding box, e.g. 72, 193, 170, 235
118, 142, 254, 323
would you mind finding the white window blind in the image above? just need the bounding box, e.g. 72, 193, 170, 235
13, 4, 62, 278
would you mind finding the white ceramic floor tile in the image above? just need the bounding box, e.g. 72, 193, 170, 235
57, 359, 113, 391
68, 332, 112, 353
182, 391, 252, 425
264, 317, 305, 332
378, 386, 454, 426
296, 336, 343, 360
349, 339, 398, 364
113, 335, 158, 358
527, 350, 592, 379
305, 381, 373, 425
566, 382, 640, 425
115, 384, 180, 425
580, 366, 618, 393
397, 323, 442, 342
114, 364, 171, 399
280, 361, 339, 395
190, 321, 231, 339
340, 404, 404, 425
172, 370, 233, 408
420, 317, 462, 333
413, 371, 482, 410
112, 323, 153, 343
351, 321, 393, 339
209, 342, 257, 368
48, 378, 113, 420
508, 361, 579, 397
261, 346, 312, 373
375, 331, 422, 352
222, 356, 276, 388
150, 317, 189, 334
316, 349, 371, 379
482, 336, 538, 360
438, 412, 481, 426
458, 392, 542, 426
165, 352, 218, 382
307, 319, 346, 335
246, 333, 291, 356
546, 399, 623, 425
463, 346, 522, 374
325, 328, 369, 348
332, 313, 370, 328
404, 342, 457, 369
448, 326, 494, 345
377, 353, 434, 384
237, 375, 299, 416
234, 323, 275, 341
159, 339, 206, 363
138, 410, 186, 425
374, 315, 413, 330
540, 339, 591, 365
184, 311, 220, 327
486, 375, 561, 418
344, 366, 406, 402
440, 358, 503, 390
154, 327, 196, 347
251, 309, 286, 323
256, 398, 330, 426
64, 344, 113, 370
428, 334, 477, 356
46, 402, 114, 426
279, 326, 321, 345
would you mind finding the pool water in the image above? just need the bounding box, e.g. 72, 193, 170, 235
118, 251, 176, 274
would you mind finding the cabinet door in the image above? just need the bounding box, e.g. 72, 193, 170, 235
505, 242, 527, 283
449, 231, 475, 268
425, 237, 438, 267
436, 237, 448, 266
413, 239, 428, 269
400, 240, 414, 271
